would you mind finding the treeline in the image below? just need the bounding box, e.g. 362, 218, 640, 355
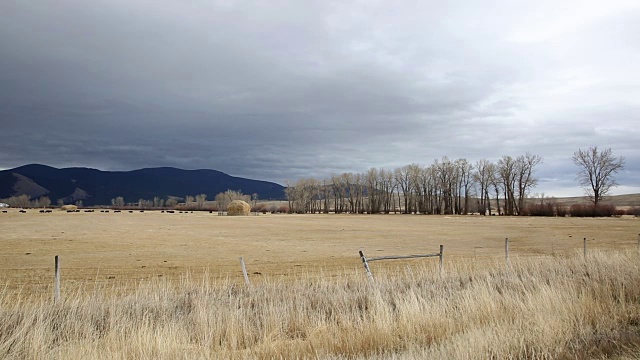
285, 154, 544, 215
1, 195, 54, 208
109, 190, 258, 211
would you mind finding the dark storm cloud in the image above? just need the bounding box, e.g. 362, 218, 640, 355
0, 1, 638, 195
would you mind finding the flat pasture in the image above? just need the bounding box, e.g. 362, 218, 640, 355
0, 210, 638, 294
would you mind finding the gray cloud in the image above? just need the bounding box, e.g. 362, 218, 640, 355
1, 0, 639, 196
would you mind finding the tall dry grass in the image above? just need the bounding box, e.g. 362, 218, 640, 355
2, 251, 640, 359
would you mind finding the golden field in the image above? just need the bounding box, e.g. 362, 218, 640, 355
0, 210, 638, 293
1, 210, 640, 359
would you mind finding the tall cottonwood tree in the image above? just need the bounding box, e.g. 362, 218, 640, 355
281, 153, 540, 216
111, 196, 125, 208
516, 153, 542, 212
195, 194, 207, 209
572, 146, 625, 205
474, 159, 492, 215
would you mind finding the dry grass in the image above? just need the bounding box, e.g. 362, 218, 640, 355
1, 210, 638, 296
1, 252, 640, 359
1, 211, 639, 358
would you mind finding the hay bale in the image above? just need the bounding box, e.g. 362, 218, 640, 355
60, 205, 78, 211
227, 200, 251, 216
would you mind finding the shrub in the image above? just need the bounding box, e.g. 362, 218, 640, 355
569, 204, 615, 217
555, 204, 568, 217
522, 203, 556, 216
613, 209, 626, 216
276, 205, 289, 214
251, 203, 265, 213
627, 207, 640, 216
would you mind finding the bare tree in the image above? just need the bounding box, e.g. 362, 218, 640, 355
39, 196, 52, 208
111, 196, 125, 208
474, 159, 492, 215
165, 198, 178, 208
252, 193, 258, 212
515, 153, 542, 213
456, 158, 474, 215
4, 194, 31, 208
572, 146, 625, 205
395, 166, 412, 214
488, 162, 501, 216
497, 155, 518, 215
216, 190, 250, 210
195, 194, 207, 209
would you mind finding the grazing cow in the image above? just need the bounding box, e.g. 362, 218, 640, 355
19, 210, 27, 213
46, 210, 52, 213
140, 210, 144, 213
129, 210, 133, 213
2, 210, 7, 213
40, 210, 45, 213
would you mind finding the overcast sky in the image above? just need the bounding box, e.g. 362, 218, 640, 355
1, 0, 638, 196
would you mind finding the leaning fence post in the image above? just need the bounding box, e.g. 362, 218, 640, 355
439, 245, 444, 275
505, 238, 510, 265
637, 234, 639, 252
359, 250, 373, 280
239, 257, 250, 286
583, 238, 587, 258
54, 255, 60, 303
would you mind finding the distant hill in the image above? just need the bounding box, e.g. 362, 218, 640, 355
547, 193, 640, 208
0, 164, 285, 206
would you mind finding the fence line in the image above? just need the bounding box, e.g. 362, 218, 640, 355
505, 238, 510, 265
359, 245, 443, 279
30, 235, 640, 301
54, 255, 60, 303
239, 257, 250, 286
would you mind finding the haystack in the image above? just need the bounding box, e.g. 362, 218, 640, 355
60, 204, 78, 211
227, 200, 251, 216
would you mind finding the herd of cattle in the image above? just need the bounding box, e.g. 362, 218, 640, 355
1, 209, 214, 214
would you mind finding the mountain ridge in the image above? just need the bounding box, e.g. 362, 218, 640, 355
0, 164, 285, 205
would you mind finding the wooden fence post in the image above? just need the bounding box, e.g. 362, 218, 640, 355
359, 250, 373, 280
505, 238, 509, 265
54, 255, 60, 303
439, 245, 444, 275
637, 234, 639, 252
583, 237, 587, 258
239, 257, 250, 286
